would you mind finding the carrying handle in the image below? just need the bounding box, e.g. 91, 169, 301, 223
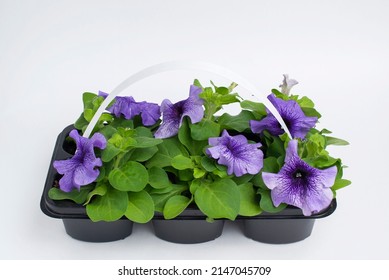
83, 60, 292, 139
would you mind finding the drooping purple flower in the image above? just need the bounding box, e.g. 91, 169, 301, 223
206, 130, 263, 177
279, 74, 298, 95
250, 94, 318, 139
53, 130, 107, 192
98, 91, 160, 126
154, 85, 204, 139
262, 140, 337, 216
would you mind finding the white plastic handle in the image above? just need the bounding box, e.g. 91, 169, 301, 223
83, 60, 292, 139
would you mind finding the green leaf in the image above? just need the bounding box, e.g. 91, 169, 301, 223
83, 108, 94, 122
331, 178, 351, 191
200, 156, 216, 172
148, 167, 170, 189
271, 89, 288, 100
146, 137, 189, 168
326, 136, 350, 146
193, 168, 206, 178
84, 183, 107, 205
108, 161, 149, 192
302, 107, 322, 118
297, 96, 315, 108
217, 110, 255, 132
111, 118, 134, 129
238, 183, 262, 216
194, 178, 240, 220
251, 173, 267, 189
128, 146, 158, 162
258, 189, 287, 213
262, 157, 280, 173
240, 100, 267, 117
163, 195, 191, 219
101, 142, 122, 162
217, 93, 240, 105
178, 169, 194, 181
232, 174, 253, 185
193, 79, 203, 88
178, 118, 207, 155
135, 126, 153, 137
320, 129, 332, 134
74, 114, 89, 131
190, 178, 206, 194
48, 185, 93, 204
171, 155, 194, 170
132, 137, 163, 148
150, 184, 187, 212
82, 92, 97, 108
86, 187, 128, 222
266, 135, 285, 158
189, 120, 220, 141
99, 125, 117, 139
125, 190, 154, 223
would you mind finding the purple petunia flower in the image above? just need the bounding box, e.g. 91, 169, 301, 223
99, 91, 160, 126
250, 94, 318, 139
206, 130, 264, 177
154, 85, 204, 139
53, 130, 107, 192
279, 74, 298, 95
262, 140, 337, 216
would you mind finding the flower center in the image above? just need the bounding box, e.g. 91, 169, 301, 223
293, 169, 306, 179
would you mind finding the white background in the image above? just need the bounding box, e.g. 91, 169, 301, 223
1, 0, 388, 259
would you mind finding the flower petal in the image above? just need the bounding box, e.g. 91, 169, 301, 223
90, 133, 107, 149
154, 99, 180, 138
207, 130, 263, 177
262, 172, 281, 190
263, 140, 336, 216
58, 172, 80, 192
139, 102, 161, 126
285, 139, 299, 163
318, 166, 337, 188
301, 188, 333, 216
250, 117, 283, 135
73, 164, 100, 186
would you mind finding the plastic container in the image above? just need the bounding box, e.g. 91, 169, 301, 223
242, 201, 337, 244
41, 125, 336, 244
41, 62, 337, 244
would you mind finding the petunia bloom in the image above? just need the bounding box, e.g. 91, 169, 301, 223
262, 140, 337, 216
154, 85, 204, 139
53, 130, 107, 192
250, 94, 318, 139
99, 91, 160, 126
279, 74, 298, 95
206, 130, 263, 177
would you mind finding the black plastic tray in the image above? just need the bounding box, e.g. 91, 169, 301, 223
41, 125, 336, 244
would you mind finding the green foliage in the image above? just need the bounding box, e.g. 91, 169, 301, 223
163, 195, 192, 219
194, 178, 240, 220
86, 186, 128, 222
238, 183, 262, 216
218, 110, 255, 132
109, 161, 149, 192
50, 79, 351, 223
125, 191, 154, 223
48, 185, 93, 204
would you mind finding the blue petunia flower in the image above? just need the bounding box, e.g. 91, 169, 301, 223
250, 94, 318, 139
154, 85, 204, 139
206, 130, 264, 177
53, 130, 107, 192
99, 91, 161, 126
262, 140, 337, 216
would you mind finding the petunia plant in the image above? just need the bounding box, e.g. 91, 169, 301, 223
48, 75, 351, 223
